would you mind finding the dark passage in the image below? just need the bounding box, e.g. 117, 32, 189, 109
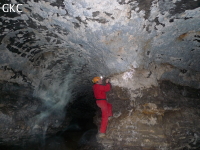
0, 94, 102, 150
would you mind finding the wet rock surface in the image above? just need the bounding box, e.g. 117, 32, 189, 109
95, 80, 200, 150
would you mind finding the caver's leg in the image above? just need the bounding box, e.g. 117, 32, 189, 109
107, 102, 113, 117
96, 100, 109, 133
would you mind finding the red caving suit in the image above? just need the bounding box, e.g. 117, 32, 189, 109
93, 83, 113, 133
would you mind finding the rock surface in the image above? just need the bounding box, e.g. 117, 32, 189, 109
95, 80, 200, 150
0, 81, 69, 145
0, 0, 199, 149
0, 0, 199, 89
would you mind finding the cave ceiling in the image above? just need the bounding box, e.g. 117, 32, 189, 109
0, 0, 200, 97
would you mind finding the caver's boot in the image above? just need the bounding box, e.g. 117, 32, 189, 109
97, 133, 106, 138
108, 116, 113, 120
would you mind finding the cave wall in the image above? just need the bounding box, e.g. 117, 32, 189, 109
0, 0, 200, 148
95, 79, 200, 150
0, 0, 199, 89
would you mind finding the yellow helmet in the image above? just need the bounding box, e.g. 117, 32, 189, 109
92, 76, 101, 83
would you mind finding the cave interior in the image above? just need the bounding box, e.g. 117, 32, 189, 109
0, 0, 200, 150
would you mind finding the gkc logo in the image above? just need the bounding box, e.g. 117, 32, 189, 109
2, 4, 23, 12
